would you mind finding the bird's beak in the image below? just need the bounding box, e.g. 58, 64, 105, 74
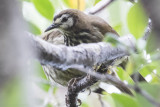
45, 23, 59, 32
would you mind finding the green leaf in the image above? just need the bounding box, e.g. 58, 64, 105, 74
127, 3, 148, 39
126, 58, 134, 75
139, 61, 158, 77
94, 0, 101, 5
32, 0, 54, 20
105, 93, 140, 107
116, 67, 134, 84
26, 21, 41, 35
113, 23, 123, 35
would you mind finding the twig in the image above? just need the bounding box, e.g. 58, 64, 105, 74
88, 0, 115, 15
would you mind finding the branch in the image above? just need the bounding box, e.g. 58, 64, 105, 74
88, 0, 115, 15
27, 32, 135, 71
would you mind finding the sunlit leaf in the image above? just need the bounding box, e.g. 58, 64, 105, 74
63, 0, 85, 11
32, 0, 54, 20
150, 74, 160, 83
113, 23, 123, 36
139, 59, 160, 83
139, 64, 154, 77
116, 67, 134, 84
127, 3, 148, 39
80, 102, 90, 107
94, 0, 101, 5
126, 59, 134, 75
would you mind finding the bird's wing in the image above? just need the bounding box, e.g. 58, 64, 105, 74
89, 15, 119, 36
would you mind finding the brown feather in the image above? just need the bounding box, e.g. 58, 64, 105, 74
54, 9, 119, 38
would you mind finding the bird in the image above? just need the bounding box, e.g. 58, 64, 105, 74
41, 9, 132, 95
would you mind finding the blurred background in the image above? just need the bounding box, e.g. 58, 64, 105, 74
0, 0, 160, 107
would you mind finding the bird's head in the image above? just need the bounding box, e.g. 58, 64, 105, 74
45, 9, 83, 32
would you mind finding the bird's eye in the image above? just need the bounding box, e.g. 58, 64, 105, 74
61, 17, 68, 22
